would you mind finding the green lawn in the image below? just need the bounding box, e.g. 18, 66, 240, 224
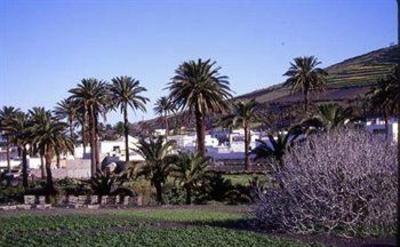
0, 208, 312, 247
223, 174, 265, 186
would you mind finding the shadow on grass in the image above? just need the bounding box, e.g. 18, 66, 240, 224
181, 219, 396, 247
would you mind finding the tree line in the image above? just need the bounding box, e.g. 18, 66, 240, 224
0, 56, 399, 195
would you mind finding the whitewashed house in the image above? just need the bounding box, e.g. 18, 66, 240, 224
365, 117, 398, 142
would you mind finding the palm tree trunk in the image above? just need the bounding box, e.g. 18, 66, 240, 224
22, 146, 28, 189
195, 107, 206, 157
244, 124, 250, 170
88, 107, 96, 177
44, 150, 55, 194
94, 112, 100, 171
82, 105, 87, 155
155, 182, 163, 205
123, 106, 130, 163
6, 138, 10, 172
69, 118, 74, 140
185, 186, 192, 205
40, 153, 46, 178
165, 113, 169, 139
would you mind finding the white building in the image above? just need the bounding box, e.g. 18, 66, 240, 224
365, 117, 398, 142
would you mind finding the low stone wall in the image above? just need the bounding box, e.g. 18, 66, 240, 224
0, 194, 141, 211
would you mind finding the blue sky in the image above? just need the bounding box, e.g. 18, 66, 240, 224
0, 0, 397, 124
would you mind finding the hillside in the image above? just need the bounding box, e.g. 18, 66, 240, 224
132, 45, 399, 131
236, 45, 399, 105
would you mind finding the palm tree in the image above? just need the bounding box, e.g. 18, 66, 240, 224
31, 116, 74, 193
253, 127, 302, 170
220, 99, 260, 170
69, 78, 110, 176
168, 59, 233, 157
283, 56, 328, 114
0, 106, 20, 173
154, 96, 174, 138
109, 76, 149, 163
54, 98, 78, 141
301, 103, 353, 132
29, 107, 52, 178
135, 136, 175, 204
172, 152, 209, 204
367, 78, 393, 139
8, 112, 31, 189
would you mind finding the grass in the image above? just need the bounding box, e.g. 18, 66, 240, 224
0, 207, 313, 247
114, 207, 244, 223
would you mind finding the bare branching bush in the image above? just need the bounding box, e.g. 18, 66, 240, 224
254, 129, 397, 236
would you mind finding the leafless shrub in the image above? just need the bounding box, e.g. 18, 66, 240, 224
254, 128, 397, 236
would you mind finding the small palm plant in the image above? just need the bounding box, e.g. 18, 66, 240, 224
253, 127, 303, 171
167, 59, 233, 157
301, 103, 353, 132
109, 76, 149, 162
171, 152, 210, 204
134, 136, 176, 204
219, 99, 260, 170
283, 56, 328, 114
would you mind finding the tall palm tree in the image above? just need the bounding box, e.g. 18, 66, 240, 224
0, 106, 20, 172
31, 116, 74, 193
29, 107, 52, 178
153, 96, 173, 138
135, 136, 175, 204
283, 56, 328, 114
8, 112, 31, 189
54, 98, 78, 141
168, 59, 233, 157
109, 76, 149, 163
220, 99, 260, 170
172, 152, 209, 204
69, 78, 110, 176
301, 103, 353, 132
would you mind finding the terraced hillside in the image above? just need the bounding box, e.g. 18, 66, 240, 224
236, 45, 399, 105
131, 45, 399, 131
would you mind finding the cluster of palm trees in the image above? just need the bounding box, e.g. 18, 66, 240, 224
0, 55, 330, 184
3, 55, 397, 196
0, 106, 73, 192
